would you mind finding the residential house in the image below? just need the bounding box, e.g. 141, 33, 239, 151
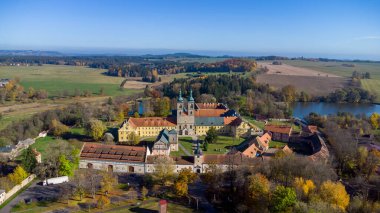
264, 124, 292, 142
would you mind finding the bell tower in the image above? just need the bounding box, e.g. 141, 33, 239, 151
177, 89, 184, 118
188, 89, 195, 116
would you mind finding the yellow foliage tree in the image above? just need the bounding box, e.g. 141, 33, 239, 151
97, 195, 110, 209
178, 168, 197, 184
319, 180, 350, 211
174, 180, 188, 197
245, 173, 270, 208
8, 166, 28, 185
370, 113, 380, 129
294, 177, 315, 198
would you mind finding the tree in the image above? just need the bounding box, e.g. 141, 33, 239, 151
293, 177, 315, 199
177, 168, 197, 184
85, 119, 106, 141
318, 180, 350, 211
205, 127, 218, 144
22, 147, 38, 173
370, 113, 380, 129
152, 156, 175, 185
174, 180, 188, 197
245, 173, 270, 209
8, 166, 28, 185
50, 119, 69, 137
282, 85, 297, 103
100, 171, 118, 195
97, 195, 110, 209
203, 141, 208, 151
58, 154, 74, 176
141, 186, 148, 200
133, 112, 140, 118
270, 186, 297, 212
129, 132, 140, 145
103, 133, 115, 145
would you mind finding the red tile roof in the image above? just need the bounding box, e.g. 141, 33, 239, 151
203, 153, 258, 165
264, 124, 292, 134
304, 125, 318, 134
194, 109, 227, 117
146, 155, 194, 165
257, 133, 271, 148
80, 143, 146, 163
128, 117, 176, 128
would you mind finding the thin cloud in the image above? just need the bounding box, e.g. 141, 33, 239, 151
354, 36, 380, 40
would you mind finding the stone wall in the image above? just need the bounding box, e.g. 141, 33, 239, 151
2, 174, 36, 203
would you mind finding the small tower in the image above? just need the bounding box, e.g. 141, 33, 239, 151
194, 141, 204, 173
177, 89, 184, 117
188, 89, 195, 116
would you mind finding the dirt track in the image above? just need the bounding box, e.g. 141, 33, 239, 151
258, 62, 341, 77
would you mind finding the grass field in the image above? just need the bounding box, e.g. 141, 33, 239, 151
178, 136, 244, 155
361, 79, 380, 103
281, 60, 380, 80
0, 65, 142, 97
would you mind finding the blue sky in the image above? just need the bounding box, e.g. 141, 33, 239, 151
0, 0, 379, 59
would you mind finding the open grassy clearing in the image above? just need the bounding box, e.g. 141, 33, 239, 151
269, 140, 288, 148
0, 65, 141, 97
281, 60, 380, 80
179, 136, 244, 155
361, 79, 380, 103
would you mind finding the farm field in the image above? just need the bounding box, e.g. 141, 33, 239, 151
256, 74, 348, 96
281, 60, 380, 80
258, 61, 340, 77
361, 79, 380, 103
0, 65, 142, 97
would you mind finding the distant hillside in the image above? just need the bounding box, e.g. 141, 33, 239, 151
142, 52, 210, 59
0, 50, 63, 56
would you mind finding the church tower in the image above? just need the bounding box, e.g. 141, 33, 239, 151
176, 89, 195, 136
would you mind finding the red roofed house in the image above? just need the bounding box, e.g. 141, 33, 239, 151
242, 133, 272, 158
264, 124, 292, 142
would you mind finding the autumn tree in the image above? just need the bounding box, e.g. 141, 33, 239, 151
58, 154, 74, 176
97, 195, 111, 209
50, 119, 69, 137
174, 179, 188, 197
8, 166, 28, 185
270, 186, 297, 213
318, 180, 350, 211
245, 173, 270, 210
85, 119, 106, 141
141, 186, 148, 200
100, 171, 118, 195
293, 177, 316, 199
369, 112, 380, 129
177, 168, 197, 184
128, 132, 140, 145
152, 156, 175, 185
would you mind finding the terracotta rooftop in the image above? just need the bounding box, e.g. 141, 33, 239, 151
128, 117, 176, 128
194, 109, 228, 117
257, 133, 271, 148
242, 143, 260, 158
80, 143, 146, 163
264, 124, 292, 134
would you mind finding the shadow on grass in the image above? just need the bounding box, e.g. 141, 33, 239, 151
129, 207, 157, 213
62, 132, 92, 142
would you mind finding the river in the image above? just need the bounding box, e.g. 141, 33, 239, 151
291, 102, 380, 119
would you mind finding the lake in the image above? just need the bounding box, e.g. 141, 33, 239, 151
291, 102, 380, 119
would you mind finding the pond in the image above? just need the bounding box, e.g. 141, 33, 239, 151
291, 102, 380, 119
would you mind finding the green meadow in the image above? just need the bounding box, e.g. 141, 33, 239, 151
0, 65, 142, 97
361, 79, 380, 103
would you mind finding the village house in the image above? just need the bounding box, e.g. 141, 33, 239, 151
264, 124, 292, 142
242, 133, 272, 158
0, 189, 5, 205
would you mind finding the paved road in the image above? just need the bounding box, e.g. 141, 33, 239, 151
1, 181, 69, 213
188, 180, 216, 213
178, 142, 192, 156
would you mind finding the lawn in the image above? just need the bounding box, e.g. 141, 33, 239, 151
269, 140, 288, 148
107, 198, 194, 213
361, 79, 380, 103
0, 65, 142, 97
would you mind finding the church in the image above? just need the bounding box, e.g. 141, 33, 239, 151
118, 90, 253, 142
